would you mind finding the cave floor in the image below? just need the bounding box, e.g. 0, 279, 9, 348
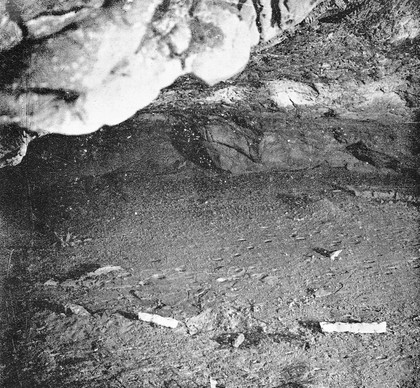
0, 141, 419, 388
0, 3, 419, 387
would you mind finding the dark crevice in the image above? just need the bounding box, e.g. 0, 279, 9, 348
26, 6, 87, 19
23, 20, 83, 44
237, 0, 248, 12
17, 88, 80, 103
318, 6, 362, 23
211, 140, 259, 163
101, 0, 120, 8
46, 21, 80, 36
0, 42, 33, 86
189, 0, 202, 18
346, 141, 402, 170
270, 0, 282, 28
152, 0, 171, 22
251, 0, 263, 35
57, 263, 101, 282
31, 299, 67, 315
170, 120, 219, 170
283, 0, 291, 12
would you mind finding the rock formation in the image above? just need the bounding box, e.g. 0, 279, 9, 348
0, 0, 322, 167
0, 0, 419, 171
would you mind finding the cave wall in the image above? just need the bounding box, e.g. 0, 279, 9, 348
0, 0, 419, 170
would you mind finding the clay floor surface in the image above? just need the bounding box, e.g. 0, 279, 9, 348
0, 133, 419, 388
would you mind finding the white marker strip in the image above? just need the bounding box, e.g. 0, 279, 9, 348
320, 322, 387, 334
138, 312, 179, 329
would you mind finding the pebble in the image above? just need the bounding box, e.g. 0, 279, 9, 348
44, 279, 59, 287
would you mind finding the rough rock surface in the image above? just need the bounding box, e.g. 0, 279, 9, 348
0, 0, 419, 171
0, 0, 321, 167
135, 0, 419, 175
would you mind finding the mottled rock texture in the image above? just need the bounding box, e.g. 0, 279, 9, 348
0, 0, 419, 170
0, 0, 321, 167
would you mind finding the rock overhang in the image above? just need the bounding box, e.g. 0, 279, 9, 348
0, 0, 419, 170
0, 0, 325, 166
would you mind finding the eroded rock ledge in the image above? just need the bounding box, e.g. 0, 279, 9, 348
0, 0, 323, 166
0, 0, 419, 170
